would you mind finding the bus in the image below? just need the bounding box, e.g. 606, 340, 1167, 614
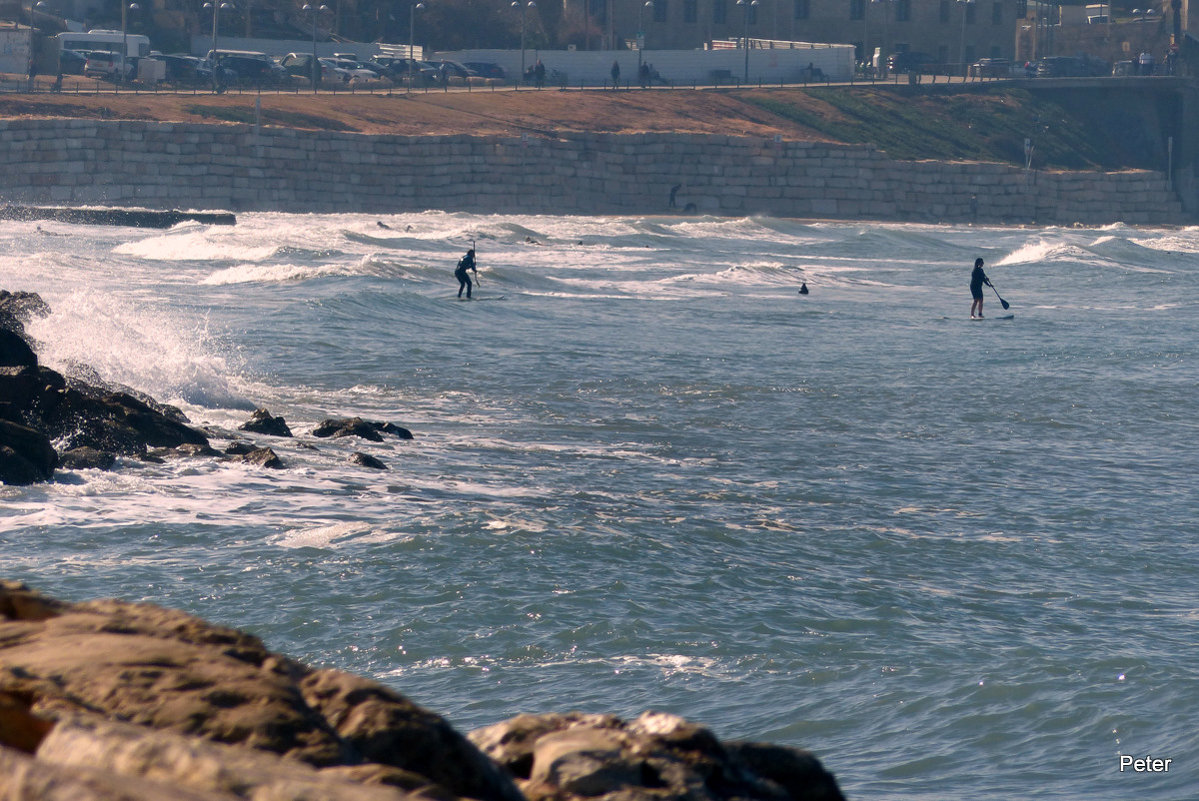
55, 30, 152, 60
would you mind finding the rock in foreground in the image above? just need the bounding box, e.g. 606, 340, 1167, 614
0, 581, 846, 801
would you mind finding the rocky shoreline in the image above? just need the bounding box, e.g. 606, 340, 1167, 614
0, 290, 411, 485
0, 580, 847, 801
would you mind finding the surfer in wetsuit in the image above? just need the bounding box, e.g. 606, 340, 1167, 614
970, 257, 992, 319
455, 248, 478, 298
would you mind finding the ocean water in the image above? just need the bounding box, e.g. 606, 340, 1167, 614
1, 212, 1196, 800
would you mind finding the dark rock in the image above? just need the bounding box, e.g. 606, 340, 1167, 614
58, 446, 117, 470
0, 419, 57, 485
350, 452, 388, 470
224, 441, 257, 456
0, 328, 37, 368
239, 408, 293, 438
0, 290, 51, 326
40, 389, 210, 456
313, 417, 413, 441
469, 711, 847, 801
234, 446, 284, 469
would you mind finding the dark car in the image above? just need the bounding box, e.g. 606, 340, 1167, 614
207, 50, 289, 86
431, 59, 478, 85
463, 61, 506, 80
969, 57, 1011, 78
886, 51, 935, 74
157, 53, 209, 85
58, 49, 88, 75
1035, 56, 1086, 78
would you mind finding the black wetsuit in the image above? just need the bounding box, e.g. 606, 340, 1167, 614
455, 252, 477, 298
970, 264, 991, 300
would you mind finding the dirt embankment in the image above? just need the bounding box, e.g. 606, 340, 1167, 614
0, 88, 839, 139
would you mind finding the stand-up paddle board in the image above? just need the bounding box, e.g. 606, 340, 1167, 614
970, 314, 1015, 320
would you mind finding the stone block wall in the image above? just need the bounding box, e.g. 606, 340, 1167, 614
0, 119, 1188, 225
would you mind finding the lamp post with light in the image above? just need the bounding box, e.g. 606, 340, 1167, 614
204, 0, 234, 92
637, 0, 652, 71
302, 2, 328, 92
735, 0, 758, 84
408, 1, 425, 92
120, 1, 140, 82
510, 0, 535, 83
957, 0, 974, 78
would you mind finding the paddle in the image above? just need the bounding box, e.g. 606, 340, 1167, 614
470, 238, 480, 287
989, 282, 1010, 310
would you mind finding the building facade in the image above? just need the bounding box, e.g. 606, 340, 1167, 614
592, 0, 1020, 65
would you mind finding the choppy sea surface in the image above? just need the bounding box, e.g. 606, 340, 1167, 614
1, 212, 1196, 800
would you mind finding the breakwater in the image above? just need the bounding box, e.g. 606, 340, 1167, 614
0, 118, 1187, 225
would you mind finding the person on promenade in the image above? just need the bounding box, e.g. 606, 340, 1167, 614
534, 59, 546, 88
970, 257, 992, 318
611, 60, 621, 89
455, 248, 478, 299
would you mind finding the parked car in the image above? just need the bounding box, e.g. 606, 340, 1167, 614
969, 57, 1011, 78
318, 57, 379, 84
58, 49, 88, 75
463, 61, 506, 80
280, 52, 324, 84
84, 51, 132, 81
157, 53, 210, 85
206, 50, 289, 86
430, 59, 478, 85
382, 57, 440, 86
886, 51, 935, 74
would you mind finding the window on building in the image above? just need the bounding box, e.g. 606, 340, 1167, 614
965, 2, 976, 23
654, 0, 667, 21
895, 0, 911, 22
714, 0, 727, 22
684, 0, 697, 22
991, 1, 1002, 23
939, 0, 949, 22
793, 0, 809, 19
851, 0, 864, 21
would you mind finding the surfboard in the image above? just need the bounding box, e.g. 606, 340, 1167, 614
970, 314, 1014, 321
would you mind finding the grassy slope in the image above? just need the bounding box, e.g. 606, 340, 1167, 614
744, 85, 1158, 171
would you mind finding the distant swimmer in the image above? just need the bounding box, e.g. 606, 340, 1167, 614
455, 248, 478, 299
798, 282, 809, 295
377, 221, 391, 229
524, 236, 542, 245
970, 257, 992, 319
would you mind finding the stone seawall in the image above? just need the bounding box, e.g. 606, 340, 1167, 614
0, 118, 1187, 225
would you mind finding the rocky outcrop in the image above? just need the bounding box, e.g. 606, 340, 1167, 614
314, 417, 414, 442
0, 580, 525, 801
351, 452, 389, 470
0, 293, 212, 484
239, 408, 293, 438
0, 582, 847, 801
469, 712, 846, 801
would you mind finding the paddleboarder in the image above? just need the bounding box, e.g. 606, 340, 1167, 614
455, 248, 478, 299
970, 257, 992, 319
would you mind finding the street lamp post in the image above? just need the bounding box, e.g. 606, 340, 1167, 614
408, 1, 425, 93
121, 2, 139, 82
637, 0, 652, 71
302, 3, 328, 92
204, 0, 234, 92
957, 0, 974, 79
735, 0, 759, 84
510, 0, 535, 83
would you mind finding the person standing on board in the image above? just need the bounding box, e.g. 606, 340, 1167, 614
970, 257, 992, 319
455, 248, 478, 299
